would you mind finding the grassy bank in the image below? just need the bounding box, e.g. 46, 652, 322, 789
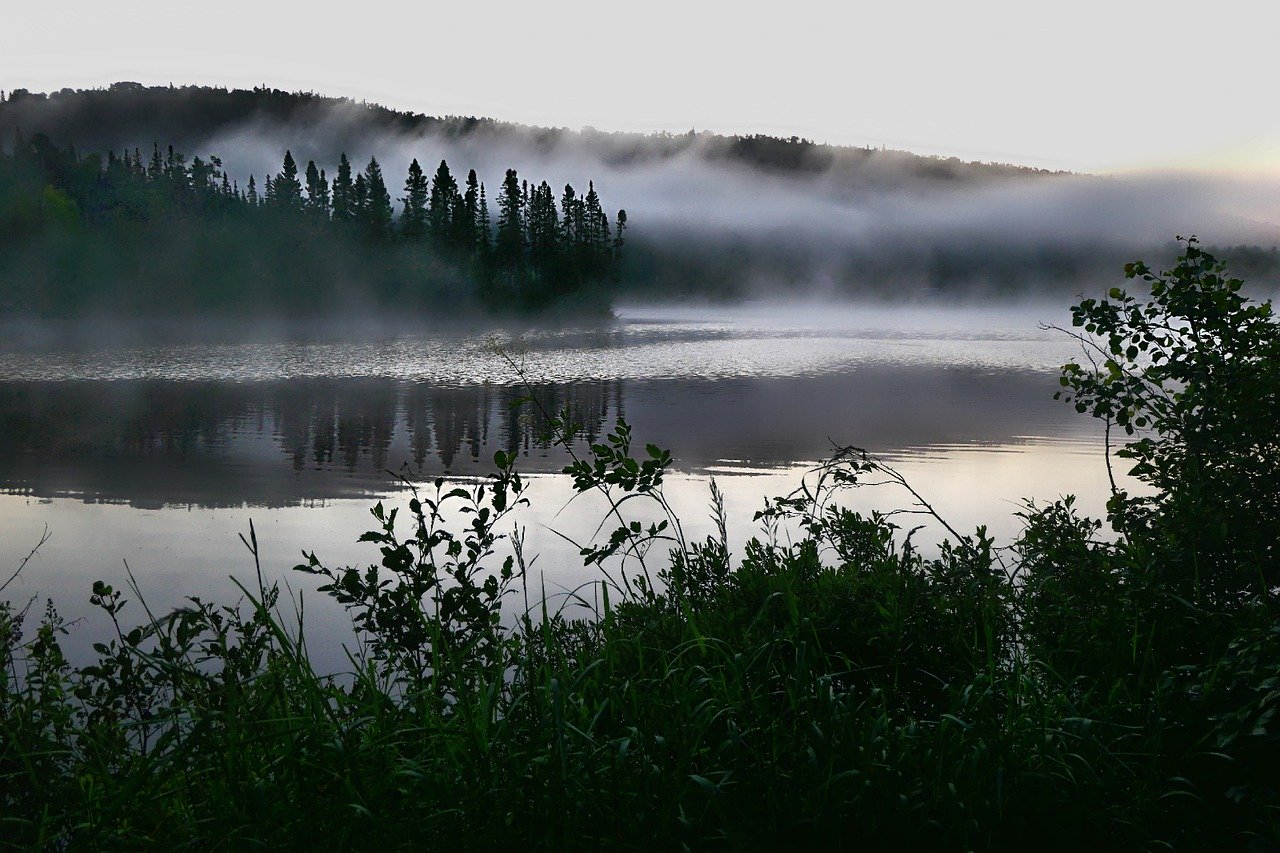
2, 241, 1278, 849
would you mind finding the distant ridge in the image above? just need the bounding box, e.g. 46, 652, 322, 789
0, 83, 1068, 187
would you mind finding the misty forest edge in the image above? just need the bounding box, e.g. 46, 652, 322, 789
0, 130, 625, 317
6, 83, 1280, 320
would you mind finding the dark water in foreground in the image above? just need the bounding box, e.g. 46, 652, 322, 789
0, 304, 1112, 667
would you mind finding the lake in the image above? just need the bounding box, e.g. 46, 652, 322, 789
0, 302, 1114, 668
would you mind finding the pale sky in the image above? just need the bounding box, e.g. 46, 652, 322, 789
3, 0, 1277, 174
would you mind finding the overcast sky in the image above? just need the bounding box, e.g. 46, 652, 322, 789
3, 0, 1276, 174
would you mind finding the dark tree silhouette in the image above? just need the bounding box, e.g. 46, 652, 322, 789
401, 158, 428, 238
427, 159, 457, 242
361, 156, 393, 239
305, 160, 330, 218
331, 153, 354, 222
272, 150, 303, 212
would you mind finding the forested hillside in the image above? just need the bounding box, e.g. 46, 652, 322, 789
0, 83, 1060, 187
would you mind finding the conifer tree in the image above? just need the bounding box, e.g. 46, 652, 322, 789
401, 158, 429, 237
352, 172, 368, 220
361, 157, 392, 238
478, 182, 492, 252
304, 159, 330, 217
460, 169, 480, 248
331, 153, 354, 222
450, 192, 467, 247
521, 180, 530, 224
584, 180, 602, 249
148, 143, 163, 180
246, 174, 258, 206
272, 150, 304, 210
613, 209, 627, 259
528, 180, 560, 269
561, 184, 578, 248
495, 168, 525, 269
428, 159, 457, 240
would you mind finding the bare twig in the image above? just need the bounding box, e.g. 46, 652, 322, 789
0, 525, 51, 595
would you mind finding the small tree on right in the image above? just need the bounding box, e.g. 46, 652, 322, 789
1057, 237, 1280, 607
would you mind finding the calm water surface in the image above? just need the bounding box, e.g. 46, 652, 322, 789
0, 303, 1113, 668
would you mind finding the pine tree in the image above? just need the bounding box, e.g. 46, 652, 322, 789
401, 158, 429, 237
246, 174, 259, 206
331, 153, 354, 222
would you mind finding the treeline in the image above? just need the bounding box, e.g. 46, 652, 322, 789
0, 130, 626, 316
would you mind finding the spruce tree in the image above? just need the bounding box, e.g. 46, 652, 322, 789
361, 157, 392, 238
304, 159, 330, 217
401, 158, 429, 237
460, 169, 480, 248
613, 209, 627, 259
273, 150, 304, 211
331, 153, 354, 222
352, 173, 368, 221
495, 168, 525, 269
584, 180, 603, 252
148, 143, 163, 180
427, 159, 458, 240
561, 184, 578, 249
478, 182, 492, 253
528, 180, 560, 268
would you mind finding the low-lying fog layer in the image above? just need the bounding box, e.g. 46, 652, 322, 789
0, 301, 1083, 382
197, 105, 1280, 294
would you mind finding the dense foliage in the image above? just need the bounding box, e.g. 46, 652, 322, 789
0, 131, 625, 316
1, 243, 1278, 848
